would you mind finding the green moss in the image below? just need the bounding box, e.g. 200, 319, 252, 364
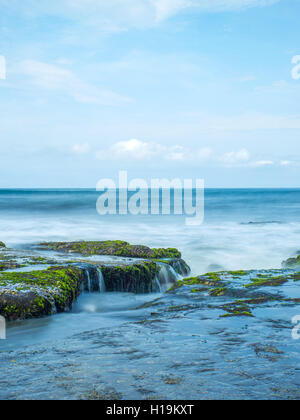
209, 287, 227, 297
0, 242, 6, 248
0, 262, 25, 271
204, 272, 223, 282
0, 266, 83, 320
190, 288, 206, 293
40, 240, 181, 259
220, 311, 254, 318
227, 270, 247, 277
219, 301, 254, 318
244, 275, 289, 288
100, 261, 159, 294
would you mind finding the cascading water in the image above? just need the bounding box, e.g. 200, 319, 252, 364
173, 260, 186, 276
97, 268, 106, 293
155, 276, 163, 293
156, 263, 182, 293
85, 269, 92, 292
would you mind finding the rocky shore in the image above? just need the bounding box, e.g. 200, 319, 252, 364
1, 240, 300, 400
1, 239, 300, 325
0, 241, 190, 321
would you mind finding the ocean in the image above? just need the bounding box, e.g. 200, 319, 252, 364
1, 188, 300, 399
0, 188, 300, 274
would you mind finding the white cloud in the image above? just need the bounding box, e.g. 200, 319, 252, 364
251, 160, 274, 167
111, 138, 165, 160
280, 160, 292, 166
95, 139, 290, 169
220, 149, 250, 164
18, 60, 131, 105
219, 150, 284, 168
73, 143, 91, 154
96, 138, 212, 162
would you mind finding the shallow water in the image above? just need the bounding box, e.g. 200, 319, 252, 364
0, 189, 300, 400
1, 279, 300, 400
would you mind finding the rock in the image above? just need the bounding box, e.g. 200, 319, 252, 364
0, 261, 24, 271
39, 240, 181, 259
0, 242, 6, 248
0, 255, 189, 320
282, 254, 300, 268
168, 268, 300, 318
100, 261, 159, 293
0, 266, 85, 321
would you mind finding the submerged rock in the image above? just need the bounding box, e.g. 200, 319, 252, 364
39, 240, 181, 259
0, 252, 188, 321
169, 269, 300, 318
0, 261, 24, 271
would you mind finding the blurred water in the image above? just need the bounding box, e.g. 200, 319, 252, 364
0, 188, 300, 274
1, 189, 300, 399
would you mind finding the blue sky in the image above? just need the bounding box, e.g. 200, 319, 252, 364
0, 0, 300, 187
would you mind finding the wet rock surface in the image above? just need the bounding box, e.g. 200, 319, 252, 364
0, 243, 188, 321
39, 240, 181, 259
0, 246, 300, 400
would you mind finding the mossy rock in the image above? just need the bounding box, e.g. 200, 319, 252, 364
40, 240, 181, 259
0, 242, 6, 248
0, 261, 25, 271
100, 261, 160, 294
0, 266, 84, 321
245, 275, 289, 288
0, 257, 184, 320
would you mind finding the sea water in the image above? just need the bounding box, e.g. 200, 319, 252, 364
0, 188, 300, 399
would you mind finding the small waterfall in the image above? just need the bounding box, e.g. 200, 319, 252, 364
97, 268, 106, 293
155, 276, 163, 293
157, 263, 181, 292
86, 269, 92, 293
172, 259, 190, 277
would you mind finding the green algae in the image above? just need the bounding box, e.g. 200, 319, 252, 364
219, 301, 254, 318
0, 266, 84, 321
100, 261, 159, 294
209, 287, 227, 297
0, 262, 25, 271
245, 275, 289, 288
220, 311, 254, 318
40, 240, 181, 259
